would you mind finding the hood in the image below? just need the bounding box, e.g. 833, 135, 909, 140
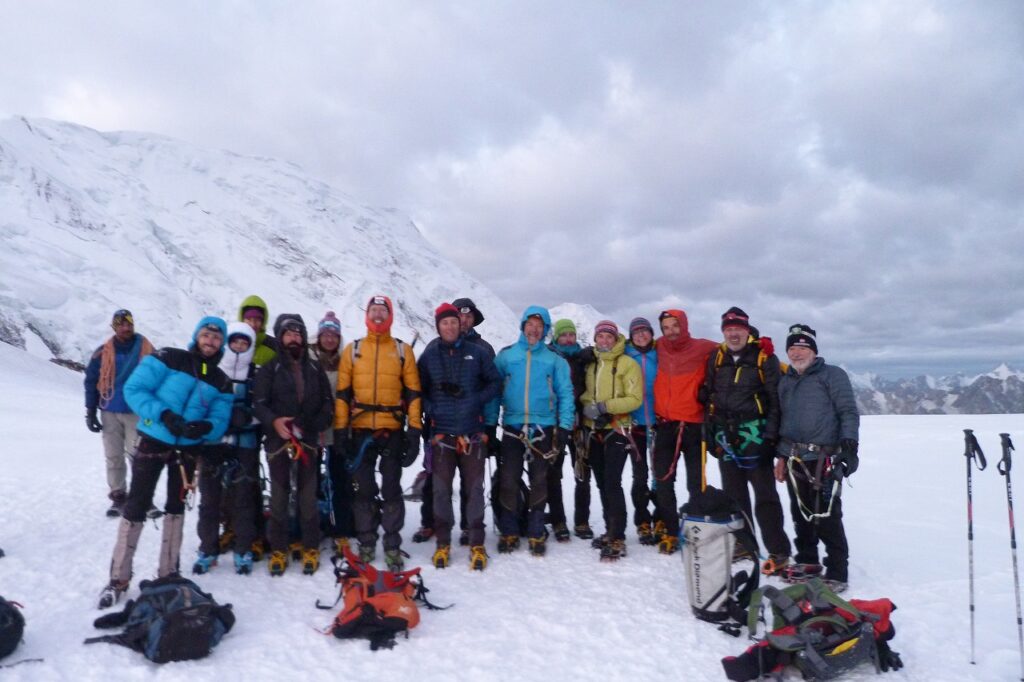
517, 305, 551, 350
595, 333, 627, 360
238, 294, 270, 333
189, 315, 228, 364
659, 309, 692, 352
365, 294, 394, 336
219, 321, 256, 380
273, 313, 309, 347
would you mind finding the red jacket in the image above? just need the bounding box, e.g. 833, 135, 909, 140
653, 310, 717, 423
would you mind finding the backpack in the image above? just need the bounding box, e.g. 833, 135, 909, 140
85, 576, 235, 663
680, 486, 760, 632
318, 546, 450, 650
722, 579, 901, 681
0, 597, 25, 660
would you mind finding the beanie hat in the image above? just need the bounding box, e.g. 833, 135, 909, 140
594, 320, 619, 338
451, 297, 485, 327
552, 318, 577, 339
111, 308, 134, 327
786, 323, 818, 353
434, 302, 460, 331
318, 311, 342, 336
242, 307, 264, 320
628, 317, 653, 337
721, 306, 750, 330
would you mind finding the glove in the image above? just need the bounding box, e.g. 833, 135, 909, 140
582, 402, 606, 420
86, 407, 102, 433
182, 420, 213, 440
334, 429, 350, 457
877, 640, 903, 672
836, 438, 859, 476
161, 410, 187, 437
402, 428, 422, 467
556, 427, 572, 453
485, 425, 501, 458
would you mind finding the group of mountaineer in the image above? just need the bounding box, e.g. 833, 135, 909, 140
84, 293, 860, 609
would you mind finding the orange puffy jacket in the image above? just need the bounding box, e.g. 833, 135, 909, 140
653, 310, 717, 423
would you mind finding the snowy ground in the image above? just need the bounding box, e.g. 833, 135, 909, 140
2, 341, 1023, 681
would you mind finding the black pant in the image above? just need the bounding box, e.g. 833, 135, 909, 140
123, 437, 196, 523
719, 458, 791, 557
569, 438, 593, 527
497, 428, 552, 539
431, 435, 486, 546
351, 430, 405, 551
786, 457, 849, 582
197, 447, 260, 555
419, 465, 470, 532
325, 445, 355, 538
545, 448, 567, 527
629, 426, 654, 527
652, 421, 703, 537
589, 431, 629, 541
266, 440, 320, 552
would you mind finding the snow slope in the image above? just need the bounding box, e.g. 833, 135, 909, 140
2, 345, 1024, 680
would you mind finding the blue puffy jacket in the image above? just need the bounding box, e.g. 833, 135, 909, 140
624, 341, 658, 426
465, 328, 500, 426
124, 317, 234, 447
494, 306, 575, 431
418, 335, 502, 436
777, 357, 859, 457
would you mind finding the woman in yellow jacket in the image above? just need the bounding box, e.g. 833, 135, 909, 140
579, 321, 643, 561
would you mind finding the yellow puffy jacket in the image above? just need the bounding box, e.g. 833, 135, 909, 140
580, 334, 643, 430
334, 332, 422, 431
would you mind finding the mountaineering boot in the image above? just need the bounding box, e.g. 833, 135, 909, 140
218, 527, 236, 554
528, 537, 546, 557
109, 518, 144, 589
358, 543, 376, 563
459, 529, 470, 547
637, 522, 656, 546
268, 550, 288, 576
412, 526, 434, 543
192, 551, 218, 575
822, 578, 849, 594
779, 563, 823, 584
289, 541, 303, 561
158, 513, 185, 577
601, 539, 627, 561
657, 535, 679, 555
733, 544, 755, 563
384, 549, 406, 571
433, 544, 451, 569
250, 539, 266, 562
146, 503, 163, 520
106, 490, 127, 518
591, 534, 609, 550
574, 524, 595, 540
761, 554, 791, 576
234, 551, 254, 575
652, 520, 667, 542
553, 523, 571, 543
497, 535, 520, 554
470, 545, 488, 571
333, 537, 350, 557
98, 580, 129, 610
302, 548, 320, 575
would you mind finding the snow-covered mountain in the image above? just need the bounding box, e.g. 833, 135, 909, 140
849, 364, 1024, 415
547, 302, 619, 347
0, 116, 520, 366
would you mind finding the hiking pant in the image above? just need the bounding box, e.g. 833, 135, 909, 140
589, 431, 629, 541
351, 429, 405, 551
197, 447, 260, 555
545, 447, 567, 528
786, 457, 849, 582
101, 410, 138, 495
419, 465, 471, 533
569, 438, 593, 527
497, 427, 553, 539
266, 441, 319, 552
652, 421, 703, 537
122, 437, 197, 522
326, 444, 356, 538
431, 435, 486, 546
629, 426, 654, 527
720, 458, 791, 557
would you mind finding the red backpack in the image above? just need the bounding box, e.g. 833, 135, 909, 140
318, 547, 449, 650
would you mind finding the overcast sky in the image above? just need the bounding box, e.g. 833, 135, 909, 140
2, 1, 1022, 377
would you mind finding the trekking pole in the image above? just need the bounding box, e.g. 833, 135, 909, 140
964, 428, 986, 664
998, 433, 1024, 681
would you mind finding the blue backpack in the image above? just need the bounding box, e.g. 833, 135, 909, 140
85, 576, 234, 663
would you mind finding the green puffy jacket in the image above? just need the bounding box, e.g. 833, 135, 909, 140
580, 334, 642, 429
237, 294, 279, 367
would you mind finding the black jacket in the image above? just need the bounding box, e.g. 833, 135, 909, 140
703, 341, 781, 441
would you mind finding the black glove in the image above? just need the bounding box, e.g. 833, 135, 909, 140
877, 640, 903, 672
182, 420, 213, 440
836, 438, 859, 476
485, 425, 500, 458
556, 427, 571, 453
161, 410, 187, 437
582, 402, 606, 421
402, 428, 422, 467
334, 429, 350, 457
86, 407, 102, 433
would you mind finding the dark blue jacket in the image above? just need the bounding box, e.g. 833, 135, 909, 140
777, 357, 859, 456
418, 335, 502, 436
464, 328, 499, 426
84, 334, 151, 413
124, 317, 233, 447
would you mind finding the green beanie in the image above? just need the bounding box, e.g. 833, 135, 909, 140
552, 318, 577, 339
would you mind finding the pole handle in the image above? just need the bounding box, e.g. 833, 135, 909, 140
965, 429, 987, 470
999, 433, 1016, 477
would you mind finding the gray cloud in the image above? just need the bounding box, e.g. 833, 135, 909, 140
1, 1, 1022, 376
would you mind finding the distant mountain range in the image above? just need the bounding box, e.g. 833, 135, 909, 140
847, 364, 1023, 414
